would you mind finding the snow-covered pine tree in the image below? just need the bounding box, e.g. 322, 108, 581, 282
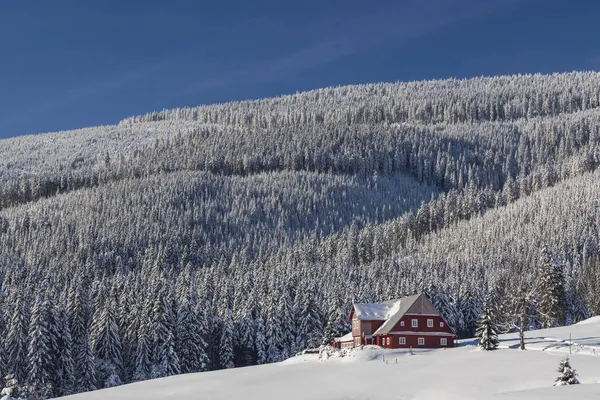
176, 295, 209, 374
554, 357, 580, 386
538, 248, 567, 328
26, 290, 59, 399
55, 310, 75, 396
475, 303, 499, 350
219, 308, 235, 369
1, 374, 22, 400
322, 321, 335, 347
150, 289, 180, 379
4, 293, 28, 384
90, 295, 123, 388
278, 287, 295, 358
254, 315, 268, 365
296, 285, 323, 350
77, 331, 96, 393
264, 304, 282, 363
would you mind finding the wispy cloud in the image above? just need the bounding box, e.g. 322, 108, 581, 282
176, 0, 521, 96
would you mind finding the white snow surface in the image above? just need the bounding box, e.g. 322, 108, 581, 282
63, 318, 600, 400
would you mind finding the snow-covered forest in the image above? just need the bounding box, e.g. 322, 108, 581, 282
1, 71, 600, 399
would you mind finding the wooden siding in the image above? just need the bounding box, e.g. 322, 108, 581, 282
376, 333, 454, 349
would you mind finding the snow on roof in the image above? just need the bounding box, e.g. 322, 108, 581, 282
353, 302, 396, 320
352, 293, 442, 335
372, 294, 423, 335
334, 332, 353, 342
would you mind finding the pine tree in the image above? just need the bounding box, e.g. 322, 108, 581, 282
554, 357, 580, 386
91, 296, 123, 388
56, 310, 75, 396
1, 374, 21, 400
77, 332, 96, 394
278, 288, 295, 358
4, 293, 28, 384
219, 309, 235, 369
538, 248, 567, 328
475, 304, 499, 351
176, 296, 209, 374
26, 290, 59, 399
150, 289, 180, 379
322, 320, 335, 347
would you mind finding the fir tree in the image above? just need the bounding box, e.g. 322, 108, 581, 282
554, 357, 580, 386
4, 293, 28, 384
176, 296, 209, 374
91, 296, 123, 388
219, 309, 235, 369
475, 304, 499, 351
150, 289, 180, 379
538, 248, 567, 328
26, 290, 59, 399
1, 375, 21, 400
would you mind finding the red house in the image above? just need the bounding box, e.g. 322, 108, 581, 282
335, 293, 455, 349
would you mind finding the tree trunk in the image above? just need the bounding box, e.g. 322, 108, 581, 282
519, 297, 526, 350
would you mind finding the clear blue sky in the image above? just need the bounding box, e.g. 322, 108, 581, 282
1, 0, 599, 138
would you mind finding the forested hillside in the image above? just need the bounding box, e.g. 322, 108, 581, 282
0, 71, 599, 399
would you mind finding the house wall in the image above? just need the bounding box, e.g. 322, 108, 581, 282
390, 314, 454, 335
377, 334, 454, 349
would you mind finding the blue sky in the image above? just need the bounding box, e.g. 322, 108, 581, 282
0, 0, 599, 138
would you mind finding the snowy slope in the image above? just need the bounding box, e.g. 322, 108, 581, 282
63, 318, 600, 400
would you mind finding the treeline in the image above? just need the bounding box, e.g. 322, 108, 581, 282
122, 71, 600, 127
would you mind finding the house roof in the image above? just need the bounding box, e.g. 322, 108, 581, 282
352, 301, 396, 320
352, 293, 442, 336
333, 332, 353, 342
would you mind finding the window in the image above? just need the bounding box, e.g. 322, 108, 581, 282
355, 337, 361, 346
418, 338, 425, 346
427, 319, 433, 328
412, 319, 418, 328
440, 338, 447, 346
399, 337, 406, 345
400, 321, 405, 327
440, 322, 444, 328
387, 337, 390, 345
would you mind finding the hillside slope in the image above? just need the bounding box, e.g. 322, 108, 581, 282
1, 71, 600, 398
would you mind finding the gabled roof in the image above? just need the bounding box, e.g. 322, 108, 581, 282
352, 293, 442, 336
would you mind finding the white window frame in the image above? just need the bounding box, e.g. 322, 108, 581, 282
427, 319, 433, 328
440, 338, 447, 346
412, 319, 418, 328
387, 337, 390, 345
400, 321, 405, 327
418, 337, 425, 346
399, 337, 406, 345
440, 322, 444, 328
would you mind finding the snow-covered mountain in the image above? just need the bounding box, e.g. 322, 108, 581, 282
61, 317, 600, 400
1, 71, 600, 399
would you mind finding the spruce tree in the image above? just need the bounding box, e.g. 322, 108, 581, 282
90, 296, 123, 388
554, 357, 580, 386
26, 290, 59, 399
219, 309, 235, 369
475, 304, 499, 350
150, 289, 180, 379
4, 294, 28, 384
176, 296, 209, 374
1, 374, 21, 400
538, 248, 567, 328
